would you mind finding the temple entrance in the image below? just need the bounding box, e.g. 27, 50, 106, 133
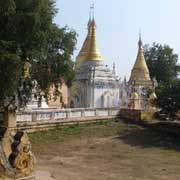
102, 91, 113, 108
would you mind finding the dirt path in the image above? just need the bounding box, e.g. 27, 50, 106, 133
30, 120, 180, 180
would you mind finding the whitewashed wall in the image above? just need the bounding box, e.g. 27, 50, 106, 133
16, 108, 120, 122
94, 88, 120, 108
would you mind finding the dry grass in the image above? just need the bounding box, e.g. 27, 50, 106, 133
29, 119, 180, 180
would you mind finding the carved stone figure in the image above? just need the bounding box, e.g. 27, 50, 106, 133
23, 58, 31, 79
0, 127, 36, 180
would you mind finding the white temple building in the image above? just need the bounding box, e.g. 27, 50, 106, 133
69, 15, 120, 108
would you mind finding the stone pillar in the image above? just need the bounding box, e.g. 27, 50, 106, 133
3, 106, 17, 130
81, 109, 85, 118
32, 113, 37, 122
108, 108, 112, 116
95, 109, 99, 117
51, 112, 55, 121
66, 110, 70, 119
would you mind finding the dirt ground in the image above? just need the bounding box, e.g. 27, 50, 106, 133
29, 120, 180, 180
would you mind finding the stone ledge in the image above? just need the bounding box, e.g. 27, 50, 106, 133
17, 116, 117, 132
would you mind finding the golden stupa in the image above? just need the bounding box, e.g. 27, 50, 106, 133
130, 35, 150, 81
75, 15, 103, 69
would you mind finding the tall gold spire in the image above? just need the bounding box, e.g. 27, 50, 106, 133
86, 17, 102, 61
75, 5, 103, 69
130, 34, 150, 81
75, 17, 92, 68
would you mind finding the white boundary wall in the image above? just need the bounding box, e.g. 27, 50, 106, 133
16, 108, 120, 123
0, 108, 119, 131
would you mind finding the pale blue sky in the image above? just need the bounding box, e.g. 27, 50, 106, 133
54, 0, 180, 79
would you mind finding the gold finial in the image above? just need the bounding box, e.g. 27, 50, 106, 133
130, 33, 151, 81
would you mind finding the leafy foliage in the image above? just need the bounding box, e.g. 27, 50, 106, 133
0, 0, 77, 106
144, 43, 180, 117
156, 79, 180, 117
0, 41, 22, 103
144, 43, 180, 83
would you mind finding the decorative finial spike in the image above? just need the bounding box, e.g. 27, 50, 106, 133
88, 3, 94, 29
138, 29, 143, 48
90, 3, 96, 28
90, 3, 94, 19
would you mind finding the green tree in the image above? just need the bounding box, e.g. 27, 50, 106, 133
0, 0, 77, 106
144, 43, 180, 117
156, 79, 180, 117
144, 43, 180, 83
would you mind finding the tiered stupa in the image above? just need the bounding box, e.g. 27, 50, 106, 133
130, 35, 151, 82
129, 35, 155, 110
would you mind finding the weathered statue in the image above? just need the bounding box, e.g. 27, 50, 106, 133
23, 58, 31, 79
0, 127, 36, 180
147, 91, 157, 111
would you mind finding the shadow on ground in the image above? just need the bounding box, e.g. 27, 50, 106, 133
117, 125, 180, 151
